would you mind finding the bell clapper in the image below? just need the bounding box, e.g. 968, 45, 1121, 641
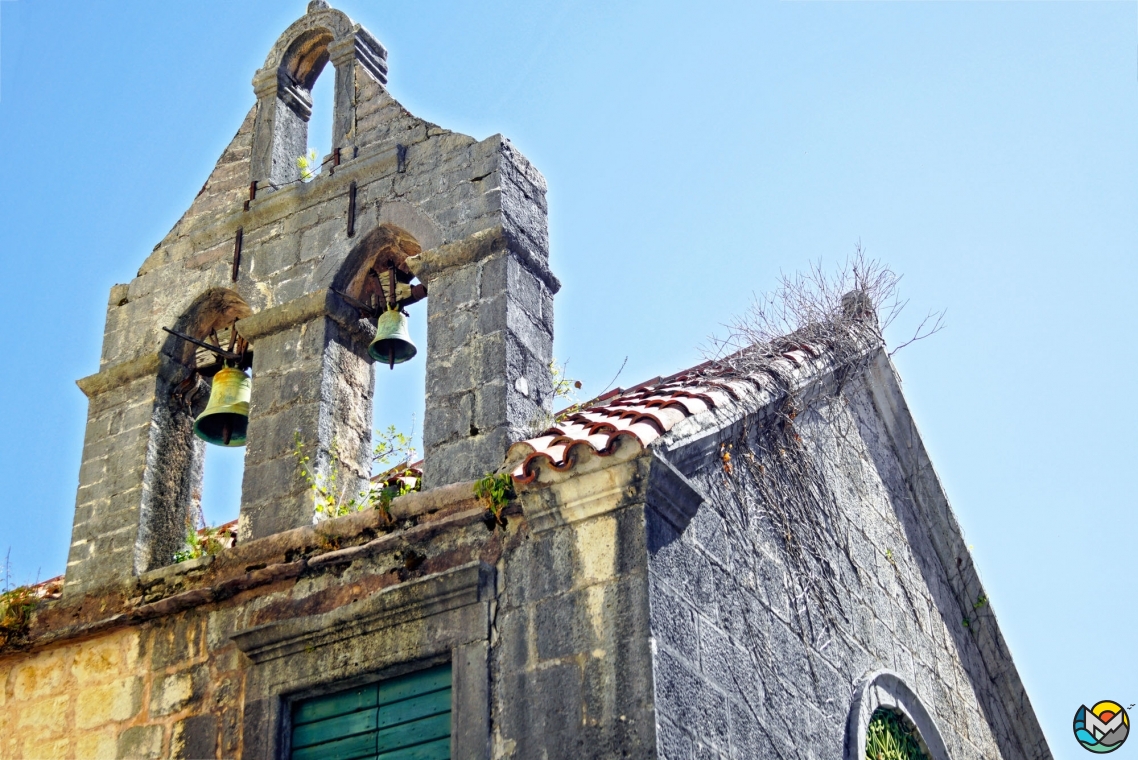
388, 262, 397, 311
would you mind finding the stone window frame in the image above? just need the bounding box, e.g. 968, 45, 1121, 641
232, 561, 494, 760
844, 670, 951, 760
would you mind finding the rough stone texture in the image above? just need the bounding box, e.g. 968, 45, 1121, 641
43, 6, 1049, 760
644, 355, 1051, 760
66, 371, 166, 592
4, 354, 1048, 759
423, 244, 555, 488
497, 453, 657, 759
1, 462, 651, 759
237, 304, 374, 541
65, 3, 556, 593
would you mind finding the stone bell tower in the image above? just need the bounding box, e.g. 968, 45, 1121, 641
64, 1, 558, 596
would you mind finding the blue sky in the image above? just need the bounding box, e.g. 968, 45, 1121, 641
0, 0, 1134, 754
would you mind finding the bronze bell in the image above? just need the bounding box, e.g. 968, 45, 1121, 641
368, 308, 417, 368
194, 366, 251, 446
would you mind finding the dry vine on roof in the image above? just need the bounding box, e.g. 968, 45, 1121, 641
704, 244, 943, 386
678, 252, 943, 757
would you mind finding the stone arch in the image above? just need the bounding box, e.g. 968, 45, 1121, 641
251, 3, 388, 185
138, 289, 252, 574
333, 199, 442, 303
279, 28, 335, 92
335, 222, 426, 310
845, 670, 951, 760
162, 288, 254, 368
257, 4, 357, 75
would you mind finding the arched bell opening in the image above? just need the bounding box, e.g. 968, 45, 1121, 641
142, 289, 252, 572
274, 28, 337, 184
334, 223, 428, 482
250, 5, 388, 189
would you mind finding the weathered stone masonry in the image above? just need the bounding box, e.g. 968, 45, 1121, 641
1, 4, 1051, 759
644, 351, 1051, 759
63, 2, 557, 595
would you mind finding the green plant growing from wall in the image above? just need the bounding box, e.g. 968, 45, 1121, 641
294, 434, 370, 518
372, 424, 417, 473
474, 472, 514, 526
865, 708, 930, 760
173, 521, 229, 563
0, 586, 39, 649
297, 148, 320, 181
294, 426, 421, 520
550, 358, 583, 420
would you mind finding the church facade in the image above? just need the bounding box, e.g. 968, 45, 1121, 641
0, 5, 1050, 759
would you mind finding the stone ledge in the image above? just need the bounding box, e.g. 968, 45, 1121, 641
231, 561, 493, 664
76, 353, 161, 398
16, 481, 489, 656
235, 287, 374, 343
152, 140, 402, 264
408, 224, 560, 294
76, 286, 379, 400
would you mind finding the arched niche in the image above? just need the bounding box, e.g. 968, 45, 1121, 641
251, 3, 387, 186
336, 222, 425, 314
139, 288, 252, 573
845, 670, 951, 760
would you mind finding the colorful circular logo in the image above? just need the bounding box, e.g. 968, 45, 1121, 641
1074, 701, 1129, 753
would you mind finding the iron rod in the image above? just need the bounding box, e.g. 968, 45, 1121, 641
162, 326, 241, 361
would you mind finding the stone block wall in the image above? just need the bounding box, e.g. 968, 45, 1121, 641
8, 356, 1050, 759
645, 373, 1043, 760
0, 624, 243, 759
497, 452, 657, 758
65, 3, 557, 595
68, 364, 172, 592
236, 294, 374, 541
3, 454, 659, 759
420, 233, 556, 488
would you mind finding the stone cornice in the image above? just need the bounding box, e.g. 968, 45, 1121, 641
408, 224, 561, 294
76, 353, 162, 398
231, 561, 493, 664
235, 288, 374, 343
149, 140, 405, 269
7, 481, 494, 659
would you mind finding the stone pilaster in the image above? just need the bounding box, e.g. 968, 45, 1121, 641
251, 10, 388, 186
328, 28, 388, 151
66, 355, 202, 596
415, 226, 557, 489
251, 70, 309, 187
235, 290, 374, 540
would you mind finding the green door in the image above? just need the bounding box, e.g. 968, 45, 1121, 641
290, 664, 452, 760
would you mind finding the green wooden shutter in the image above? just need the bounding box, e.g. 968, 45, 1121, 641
290, 664, 452, 760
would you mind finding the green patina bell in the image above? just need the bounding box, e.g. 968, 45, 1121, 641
368, 308, 417, 368
194, 366, 251, 446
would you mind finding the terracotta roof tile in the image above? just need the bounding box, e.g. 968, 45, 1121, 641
509, 366, 751, 484
508, 332, 859, 484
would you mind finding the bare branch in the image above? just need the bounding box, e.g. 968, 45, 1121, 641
888, 309, 946, 357
600, 356, 628, 396
703, 243, 942, 377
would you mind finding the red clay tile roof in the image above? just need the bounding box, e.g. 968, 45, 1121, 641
372, 462, 423, 493
509, 343, 829, 484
